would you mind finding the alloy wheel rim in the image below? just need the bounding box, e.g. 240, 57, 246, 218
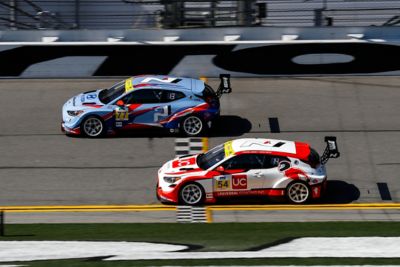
84, 117, 103, 137
183, 116, 202, 135
288, 183, 309, 203
181, 184, 202, 205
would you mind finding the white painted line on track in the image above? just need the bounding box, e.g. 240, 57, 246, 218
1, 238, 400, 262
0, 241, 186, 262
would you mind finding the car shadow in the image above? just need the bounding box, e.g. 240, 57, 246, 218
80, 115, 252, 138
208, 115, 252, 137
316, 180, 360, 204
207, 180, 360, 205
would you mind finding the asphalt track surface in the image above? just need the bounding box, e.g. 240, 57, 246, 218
0, 77, 400, 213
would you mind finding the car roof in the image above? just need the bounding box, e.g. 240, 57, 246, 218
225, 138, 311, 161
124, 75, 205, 94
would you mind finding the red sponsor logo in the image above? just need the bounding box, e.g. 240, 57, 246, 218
232, 175, 247, 189
312, 185, 321, 198
172, 157, 196, 168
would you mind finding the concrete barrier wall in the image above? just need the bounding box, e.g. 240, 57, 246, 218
2, 27, 400, 77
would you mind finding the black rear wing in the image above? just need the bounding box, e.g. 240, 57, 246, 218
320, 136, 340, 165
216, 74, 232, 98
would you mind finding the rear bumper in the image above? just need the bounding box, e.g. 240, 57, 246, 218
310, 179, 327, 199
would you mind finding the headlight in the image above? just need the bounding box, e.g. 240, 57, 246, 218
67, 110, 84, 116
163, 176, 181, 183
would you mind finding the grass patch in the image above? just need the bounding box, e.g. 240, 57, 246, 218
2, 222, 400, 251
1, 222, 399, 266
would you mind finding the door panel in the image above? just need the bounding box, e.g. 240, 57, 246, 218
153, 105, 171, 123
114, 106, 130, 128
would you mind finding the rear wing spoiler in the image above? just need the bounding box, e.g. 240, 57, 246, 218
216, 74, 232, 98
320, 136, 340, 165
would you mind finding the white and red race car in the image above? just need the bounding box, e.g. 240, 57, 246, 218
157, 137, 339, 205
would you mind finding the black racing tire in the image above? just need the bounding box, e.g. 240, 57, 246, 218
178, 182, 205, 206
180, 115, 205, 137
80, 115, 105, 138
286, 181, 311, 204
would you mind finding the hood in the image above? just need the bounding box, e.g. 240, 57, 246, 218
72, 89, 104, 107
162, 154, 202, 175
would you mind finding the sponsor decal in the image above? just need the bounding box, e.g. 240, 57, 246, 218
278, 161, 291, 172
125, 78, 134, 92
141, 77, 181, 84
241, 140, 287, 149
172, 157, 196, 168
232, 175, 247, 190
215, 189, 283, 197
86, 94, 97, 100
312, 185, 321, 198
224, 141, 234, 157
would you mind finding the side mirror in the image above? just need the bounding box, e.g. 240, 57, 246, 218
116, 100, 125, 107
216, 166, 225, 173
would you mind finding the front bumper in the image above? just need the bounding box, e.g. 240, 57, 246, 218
61, 122, 81, 135
157, 184, 179, 204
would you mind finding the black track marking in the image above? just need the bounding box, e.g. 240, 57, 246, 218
377, 182, 392, 201
268, 117, 280, 133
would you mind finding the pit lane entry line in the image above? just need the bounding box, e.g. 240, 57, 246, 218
0, 203, 400, 213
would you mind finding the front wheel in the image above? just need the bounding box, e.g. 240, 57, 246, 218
179, 183, 205, 205
286, 181, 310, 204
181, 115, 204, 137
81, 116, 105, 137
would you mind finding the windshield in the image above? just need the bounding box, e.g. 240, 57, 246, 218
98, 81, 126, 104
197, 144, 226, 170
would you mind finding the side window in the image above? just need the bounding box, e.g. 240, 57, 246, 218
123, 89, 162, 104
262, 156, 288, 169
161, 90, 185, 103
222, 154, 264, 170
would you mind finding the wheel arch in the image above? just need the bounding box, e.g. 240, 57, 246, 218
80, 113, 106, 137
285, 179, 311, 204
178, 181, 206, 206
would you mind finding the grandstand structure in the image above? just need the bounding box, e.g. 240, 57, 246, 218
1, 0, 400, 30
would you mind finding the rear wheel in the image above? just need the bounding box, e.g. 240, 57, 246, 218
179, 183, 205, 205
286, 181, 310, 204
181, 115, 204, 137
81, 116, 105, 137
